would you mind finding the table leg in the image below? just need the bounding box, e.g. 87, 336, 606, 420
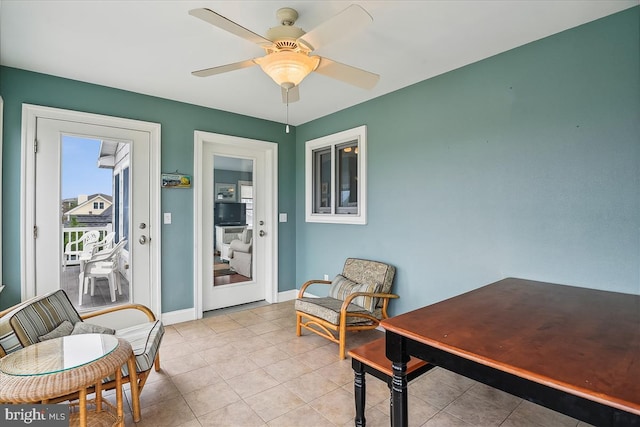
95, 380, 103, 412
353, 359, 366, 427
127, 354, 141, 423
386, 331, 409, 427
391, 361, 408, 427
79, 388, 87, 427
116, 363, 124, 427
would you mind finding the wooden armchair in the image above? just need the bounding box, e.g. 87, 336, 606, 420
0, 290, 163, 422
295, 258, 397, 359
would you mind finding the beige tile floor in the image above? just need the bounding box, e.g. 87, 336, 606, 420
116, 300, 594, 427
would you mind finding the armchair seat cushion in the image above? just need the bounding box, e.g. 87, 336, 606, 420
295, 297, 379, 326
116, 320, 164, 375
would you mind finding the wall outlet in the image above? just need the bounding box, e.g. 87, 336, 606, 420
323, 274, 329, 281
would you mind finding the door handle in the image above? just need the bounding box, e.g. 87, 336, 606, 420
259, 230, 265, 237
139, 235, 149, 245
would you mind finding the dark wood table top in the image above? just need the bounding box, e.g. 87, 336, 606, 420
381, 278, 640, 416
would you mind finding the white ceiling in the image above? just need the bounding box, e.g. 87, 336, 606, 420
1, 1, 636, 126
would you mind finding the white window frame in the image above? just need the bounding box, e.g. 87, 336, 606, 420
305, 125, 367, 225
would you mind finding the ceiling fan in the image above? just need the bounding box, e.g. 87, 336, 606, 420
189, 4, 380, 103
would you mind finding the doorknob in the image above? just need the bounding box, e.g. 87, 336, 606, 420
259, 230, 266, 237
139, 235, 149, 245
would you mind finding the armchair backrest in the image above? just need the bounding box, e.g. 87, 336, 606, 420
0, 298, 38, 356
8, 290, 82, 347
238, 228, 252, 244
342, 258, 396, 300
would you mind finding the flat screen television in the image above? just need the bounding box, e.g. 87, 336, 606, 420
214, 202, 246, 225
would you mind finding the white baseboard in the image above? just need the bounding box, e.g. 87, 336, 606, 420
161, 307, 196, 325
162, 291, 306, 325
277, 289, 298, 302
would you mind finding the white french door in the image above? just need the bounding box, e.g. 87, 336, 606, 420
21, 105, 161, 314
194, 131, 278, 314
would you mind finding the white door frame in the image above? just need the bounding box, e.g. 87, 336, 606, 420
193, 130, 278, 318
20, 104, 162, 315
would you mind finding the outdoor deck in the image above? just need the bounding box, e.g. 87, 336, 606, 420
61, 265, 130, 313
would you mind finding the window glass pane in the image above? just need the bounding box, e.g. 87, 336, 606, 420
313, 148, 331, 213
337, 142, 358, 213
305, 125, 366, 224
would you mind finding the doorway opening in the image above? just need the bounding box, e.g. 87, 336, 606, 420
21, 104, 161, 316
194, 130, 278, 317
60, 135, 131, 311
213, 156, 254, 287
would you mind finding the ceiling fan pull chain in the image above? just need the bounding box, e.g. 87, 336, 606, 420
285, 87, 290, 133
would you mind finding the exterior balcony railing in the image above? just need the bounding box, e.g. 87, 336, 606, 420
62, 225, 112, 267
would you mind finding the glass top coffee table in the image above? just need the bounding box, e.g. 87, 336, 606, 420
1, 334, 119, 376
0, 333, 133, 427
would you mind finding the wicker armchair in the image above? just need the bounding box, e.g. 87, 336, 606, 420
0, 290, 163, 422
295, 258, 397, 359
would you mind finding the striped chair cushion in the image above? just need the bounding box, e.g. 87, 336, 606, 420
0, 296, 47, 356
9, 290, 82, 347
116, 320, 164, 376
295, 297, 380, 326
0, 324, 23, 356
328, 274, 381, 312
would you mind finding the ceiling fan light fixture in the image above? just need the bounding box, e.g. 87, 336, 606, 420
255, 51, 320, 87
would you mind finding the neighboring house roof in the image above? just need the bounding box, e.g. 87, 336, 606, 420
66, 206, 113, 227
65, 194, 113, 216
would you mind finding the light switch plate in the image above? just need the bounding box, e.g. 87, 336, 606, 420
279, 213, 288, 222
163, 212, 172, 224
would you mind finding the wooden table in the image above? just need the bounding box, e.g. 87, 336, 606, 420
381, 278, 640, 427
0, 334, 135, 427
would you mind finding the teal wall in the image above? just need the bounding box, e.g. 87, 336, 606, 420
295, 7, 640, 314
0, 67, 297, 311
2, 7, 638, 316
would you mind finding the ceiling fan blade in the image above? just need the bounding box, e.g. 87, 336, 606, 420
192, 59, 257, 77
297, 4, 373, 51
189, 8, 272, 47
314, 57, 379, 90
281, 85, 300, 103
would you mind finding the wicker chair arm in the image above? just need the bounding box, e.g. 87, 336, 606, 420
298, 279, 332, 298
81, 304, 157, 322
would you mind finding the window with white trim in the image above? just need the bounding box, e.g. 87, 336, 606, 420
305, 125, 367, 224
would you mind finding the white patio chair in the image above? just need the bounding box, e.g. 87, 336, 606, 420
93, 231, 116, 252
78, 240, 127, 305
63, 230, 100, 269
